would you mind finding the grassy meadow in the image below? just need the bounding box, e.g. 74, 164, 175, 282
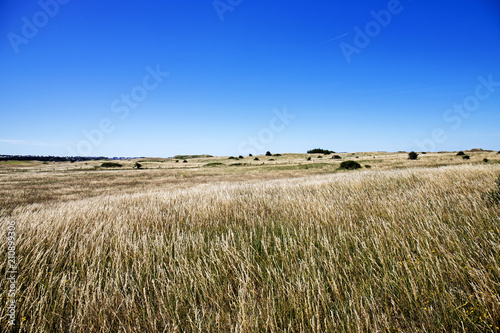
1, 151, 500, 332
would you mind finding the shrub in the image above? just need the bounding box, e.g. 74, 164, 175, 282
307, 148, 335, 154
269, 159, 275, 161
133, 162, 142, 169
183, 160, 188, 163
238, 155, 244, 159
229, 163, 247, 166
332, 155, 341, 159
421, 152, 427, 154
456, 151, 465, 156
462, 155, 470, 160
306, 157, 311, 161
175, 160, 179, 163
249, 154, 253, 157
273, 154, 281, 157
483, 158, 489, 163
254, 157, 259, 161
408, 151, 419, 160
365, 165, 371, 168
317, 156, 322, 158
203, 162, 224, 167
338, 161, 361, 170
101, 162, 122, 168
266, 151, 272, 156
228, 156, 238, 160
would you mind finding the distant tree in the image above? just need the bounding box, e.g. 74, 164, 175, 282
307, 148, 335, 154
332, 155, 341, 159
183, 160, 188, 163
134, 162, 142, 169
254, 157, 259, 161
462, 155, 470, 160
408, 151, 419, 160
238, 155, 244, 159
306, 157, 311, 161
249, 154, 253, 157
456, 151, 465, 156
265, 151, 272, 156
317, 156, 322, 158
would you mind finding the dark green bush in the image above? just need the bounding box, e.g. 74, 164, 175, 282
254, 157, 259, 161
306, 157, 311, 161
228, 156, 238, 160
408, 152, 419, 160
134, 162, 142, 169
238, 155, 244, 159
317, 156, 322, 158
463, 155, 470, 160
457, 151, 465, 156
265, 151, 272, 156
365, 165, 371, 168
307, 148, 335, 154
483, 158, 489, 163
332, 155, 341, 160
183, 160, 188, 163
101, 162, 122, 168
338, 161, 362, 170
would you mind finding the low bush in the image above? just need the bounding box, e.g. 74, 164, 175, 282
307, 148, 335, 154
101, 162, 122, 168
408, 152, 419, 160
203, 162, 224, 167
338, 160, 362, 170
457, 151, 465, 156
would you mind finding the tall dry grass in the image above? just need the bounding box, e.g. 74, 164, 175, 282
1, 164, 500, 332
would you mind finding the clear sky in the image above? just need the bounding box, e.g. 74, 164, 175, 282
1, 0, 499, 157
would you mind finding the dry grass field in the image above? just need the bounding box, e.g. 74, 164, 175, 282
1, 151, 499, 332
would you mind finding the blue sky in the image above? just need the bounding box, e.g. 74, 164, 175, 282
1, 0, 499, 157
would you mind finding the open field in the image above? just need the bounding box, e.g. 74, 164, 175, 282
1, 151, 500, 332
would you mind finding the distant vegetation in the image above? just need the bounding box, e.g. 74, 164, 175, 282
203, 162, 224, 167
457, 151, 465, 156
338, 160, 361, 170
0, 154, 108, 162
307, 148, 335, 154
100, 162, 122, 168
332, 155, 342, 159
408, 151, 419, 160
173, 155, 213, 159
